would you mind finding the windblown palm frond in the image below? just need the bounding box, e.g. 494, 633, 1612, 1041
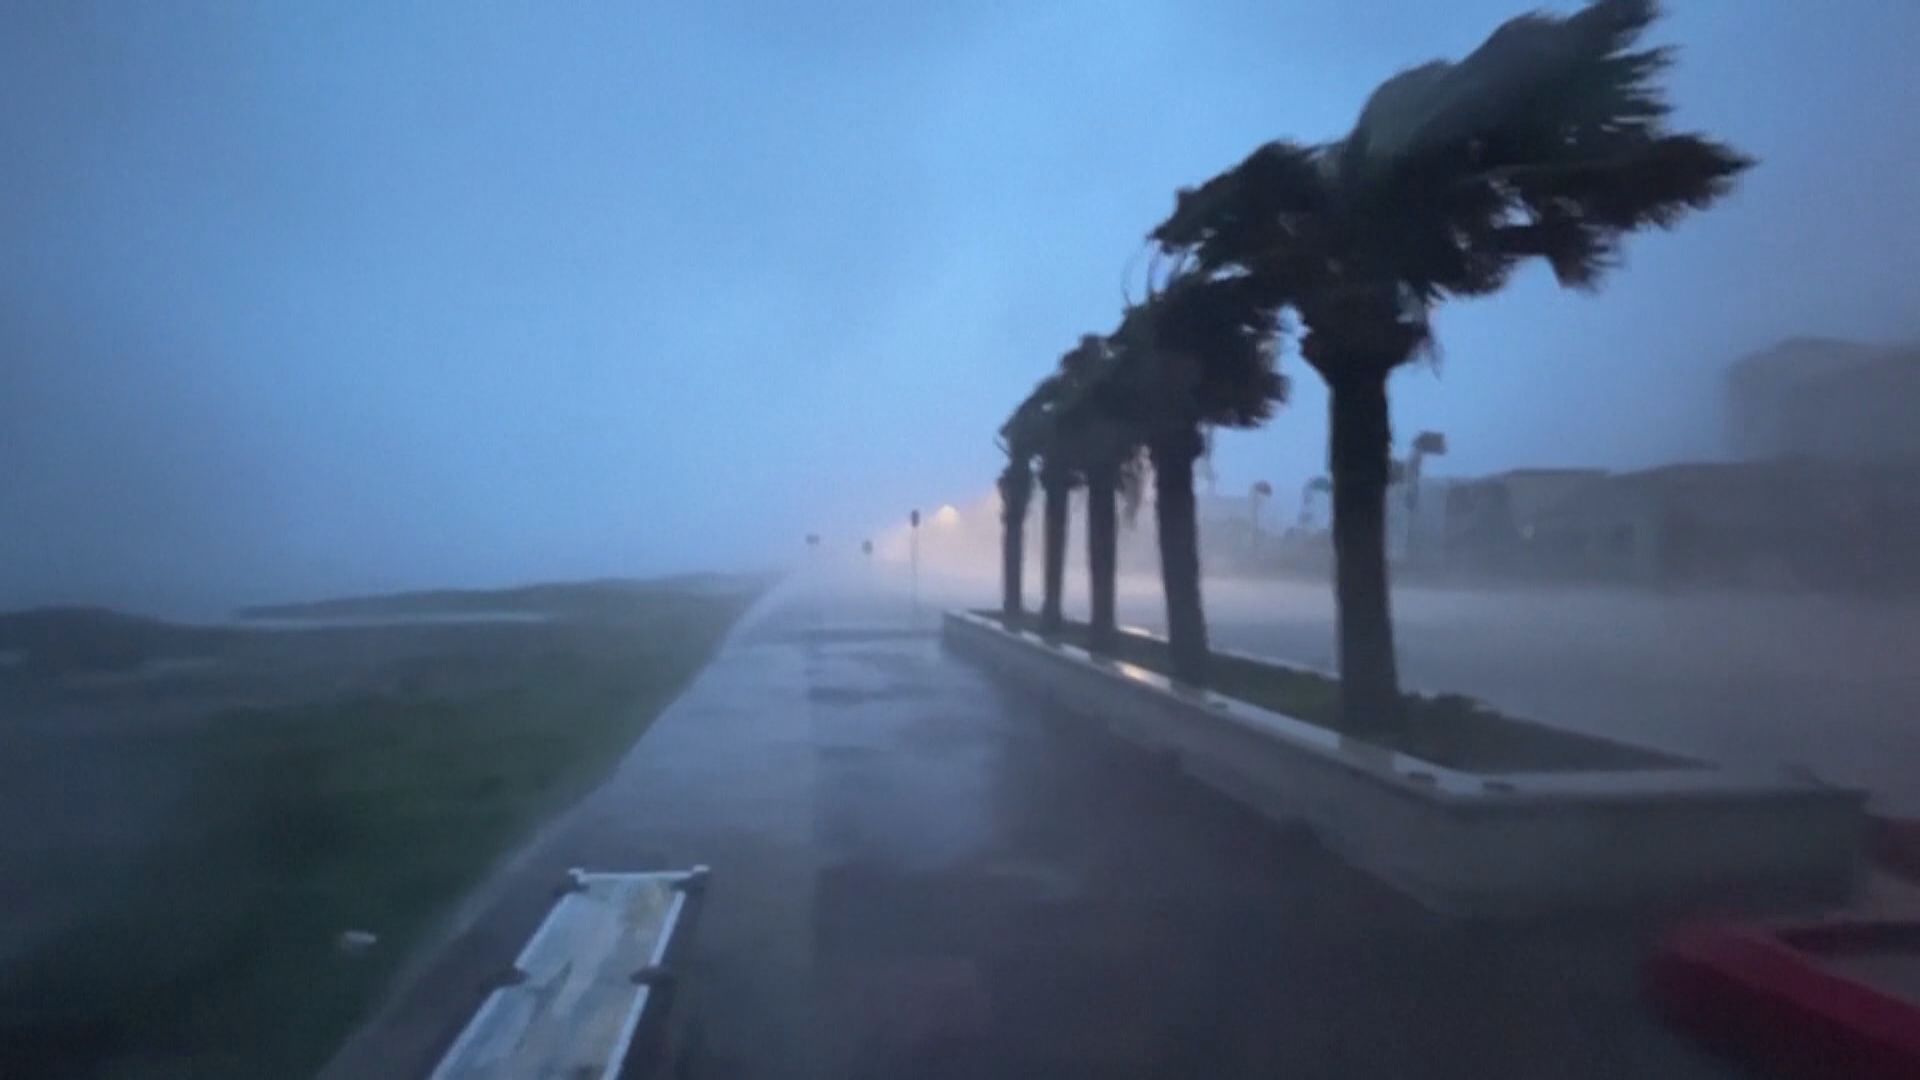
1152, 0, 1752, 323
999, 374, 1066, 461
1115, 272, 1288, 431
1047, 333, 1144, 476
1150, 140, 1331, 297
1341, 0, 1750, 298
1344, 0, 1669, 178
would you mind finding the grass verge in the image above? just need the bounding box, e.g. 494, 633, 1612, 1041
988, 612, 1686, 773
0, 584, 760, 1079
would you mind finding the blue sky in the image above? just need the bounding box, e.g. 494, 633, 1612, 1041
5, 2, 1919, 613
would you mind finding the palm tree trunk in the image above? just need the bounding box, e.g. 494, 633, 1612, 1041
1328, 371, 1403, 733
1084, 461, 1119, 653
998, 462, 1031, 621
1150, 431, 1208, 685
1040, 466, 1071, 633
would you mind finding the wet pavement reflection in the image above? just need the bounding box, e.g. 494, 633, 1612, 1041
327, 568, 1741, 1079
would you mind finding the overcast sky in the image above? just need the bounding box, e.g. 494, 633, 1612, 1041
5, 2, 1918, 614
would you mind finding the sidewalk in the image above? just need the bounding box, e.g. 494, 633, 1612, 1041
327, 569, 1739, 1078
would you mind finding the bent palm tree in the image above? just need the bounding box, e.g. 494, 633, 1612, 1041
1152, 0, 1749, 732
995, 457, 1033, 619
1049, 334, 1142, 654
1036, 443, 1075, 633
1112, 272, 1286, 685
1002, 373, 1079, 634
997, 378, 1060, 622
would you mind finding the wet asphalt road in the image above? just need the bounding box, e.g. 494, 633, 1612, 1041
326, 565, 1740, 1079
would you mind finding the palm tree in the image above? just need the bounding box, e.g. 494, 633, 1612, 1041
1404, 430, 1448, 562
1000, 371, 1080, 635
1406, 431, 1448, 501
997, 378, 1059, 622
994, 458, 1033, 620
1112, 272, 1287, 685
1150, 0, 1749, 733
1036, 438, 1075, 634
1049, 334, 1142, 654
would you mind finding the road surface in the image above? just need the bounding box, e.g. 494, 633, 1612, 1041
328, 566, 1733, 1079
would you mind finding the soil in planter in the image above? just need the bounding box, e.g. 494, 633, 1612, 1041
983, 613, 1692, 774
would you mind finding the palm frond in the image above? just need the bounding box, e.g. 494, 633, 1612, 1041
1126, 272, 1288, 429
1151, 140, 1330, 283
1345, 0, 1666, 183
1000, 373, 1067, 459
1149, 0, 1750, 345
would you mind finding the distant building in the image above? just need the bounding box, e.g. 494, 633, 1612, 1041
1727, 338, 1920, 463
1421, 468, 1609, 572
1526, 460, 1920, 589
1382, 456, 1920, 591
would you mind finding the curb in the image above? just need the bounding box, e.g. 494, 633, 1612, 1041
1648, 920, 1920, 1079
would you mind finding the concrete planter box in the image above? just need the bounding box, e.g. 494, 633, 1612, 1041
943, 609, 1866, 918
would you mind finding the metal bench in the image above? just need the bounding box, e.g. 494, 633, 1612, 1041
430, 867, 708, 1080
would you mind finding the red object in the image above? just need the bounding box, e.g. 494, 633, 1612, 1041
1649, 920, 1920, 1080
